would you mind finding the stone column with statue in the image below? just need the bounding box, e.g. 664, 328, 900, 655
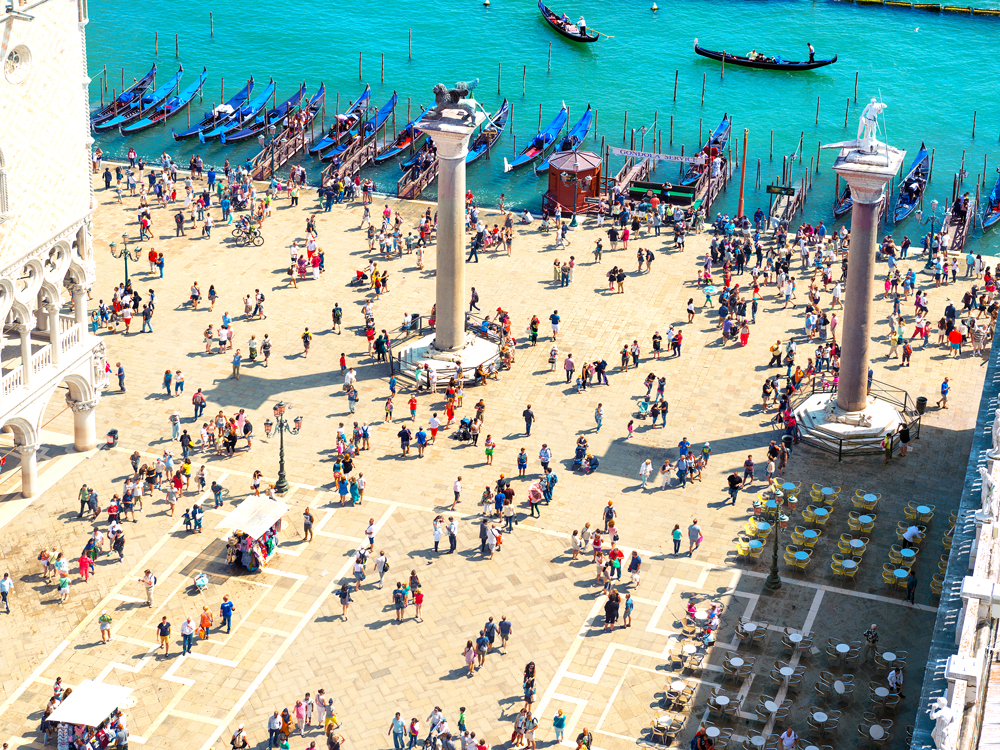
395, 80, 502, 382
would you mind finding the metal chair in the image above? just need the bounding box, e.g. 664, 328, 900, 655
903, 506, 919, 521
802, 506, 817, 524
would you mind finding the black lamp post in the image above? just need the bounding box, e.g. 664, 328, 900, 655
762, 498, 789, 591
263, 401, 302, 494
109, 233, 141, 284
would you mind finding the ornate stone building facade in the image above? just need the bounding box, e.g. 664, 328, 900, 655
0, 0, 105, 497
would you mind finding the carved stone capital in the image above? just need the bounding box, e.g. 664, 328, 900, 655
16, 443, 40, 457
65, 395, 101, 413
13, 324, 29, 335
42, 303, 60, 316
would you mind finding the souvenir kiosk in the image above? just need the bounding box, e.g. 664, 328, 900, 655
46, 680, 133, 750
218, 496, 290, 573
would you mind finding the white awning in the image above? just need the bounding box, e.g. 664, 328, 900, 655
216, 495, 289, 540
47, 680, 133, 727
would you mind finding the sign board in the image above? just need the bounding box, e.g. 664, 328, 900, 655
766, 185, 796, 196
583, 197, 602, 204
610, 147, 706, 165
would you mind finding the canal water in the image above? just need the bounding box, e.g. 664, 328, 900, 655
87, 0, 1000, 253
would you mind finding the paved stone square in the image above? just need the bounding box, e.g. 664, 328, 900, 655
0, 170, 988, 750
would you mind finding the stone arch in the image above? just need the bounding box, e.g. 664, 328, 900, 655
43, 240, 73, 284
39, 279, 63, 307
66, 261, 88, 288
3, 415, 37, 447
14, 258, 44, 303
10, 299, 33, 326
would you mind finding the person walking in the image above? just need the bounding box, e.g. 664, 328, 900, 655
639, 459, 653, 488
220, 595, 236, 633
523, 405, 535, 436
155, 616, 171, 656
389, 712, 407, 750
687, 519, 702, 556
905, 570, 917, 604
594, 404, 603, 432
0, 572, 14, 614
862, 624, 879, 663
180, 616, 196, 654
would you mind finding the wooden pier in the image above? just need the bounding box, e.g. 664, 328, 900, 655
768, 178, 807, 226
320, 139, 377, 187
940, 197, 976, 254
695, 157, 735, 216
249, 128, 310, 182
397, 160, 439, 200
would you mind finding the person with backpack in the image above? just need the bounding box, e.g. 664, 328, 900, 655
602, 501, 616, 532
543, 468, 558, 503
392, 582, 406, 621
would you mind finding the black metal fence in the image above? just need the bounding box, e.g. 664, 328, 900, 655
789, 377, 922, 462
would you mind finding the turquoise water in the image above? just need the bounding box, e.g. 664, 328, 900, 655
88, 0, 1000, 254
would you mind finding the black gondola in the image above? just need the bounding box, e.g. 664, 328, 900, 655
693, 39, 837, 71
538, 0, 599, 42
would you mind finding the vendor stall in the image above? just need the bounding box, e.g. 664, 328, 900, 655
46, 680, 133, 750
216, 495, 290, 572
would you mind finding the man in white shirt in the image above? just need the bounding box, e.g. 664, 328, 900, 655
345, 368, 357, 388
139, 569, 155, 607
180, 617, 196, 655
779, 728, 796, 749
887, 667, 904, 697
452, 476, 462, 510
901, 525, 923, 549
366, 519, 376, 551
428, 414, 441, 444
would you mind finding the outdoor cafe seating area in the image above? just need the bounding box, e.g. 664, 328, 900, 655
640, 479, 949, 750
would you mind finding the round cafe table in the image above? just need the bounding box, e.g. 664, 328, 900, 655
729, 657, 745, 668
863, 493, 878, 503
821, 487, 835, 496
743, 622, 758, 633
757, 521, 772, 533
850, 539, 865, 549
794, 551, 809, 561
833, 680, 846, 694
715, 696, 731, 707
873, 686, 890, 699
803, 530, 819, 540
789, 633, 803, 644
749, 540, 763, 550
869, 725, 885, 740
812, 711, 828, 723
780, 666, 795, 678
814, 508, 829, 518
881, 652, 897, 664
683, 644, 697, 654
842, 560, 858, 570
749, 737, 766, 748
782, 482, 796, 492
706, 728, 721, 739
894, 568, 908, 579
858, 515, 873, 524
766, 500, 778, 510
671, 680, 687, 691
695, 610, 708, 621
805, 745, 820, 750
764, 700, 779, 713
835, 643, 850, 654
704, 286, 717, 295
916, 505, 931, 514
900, 548, 917, 559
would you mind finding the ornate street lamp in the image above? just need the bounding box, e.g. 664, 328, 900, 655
109, 233, 141, 284
263, 401, 303, 494
762, 495, 790, 591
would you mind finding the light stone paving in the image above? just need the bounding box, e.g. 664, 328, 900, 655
0, 171, 988, 750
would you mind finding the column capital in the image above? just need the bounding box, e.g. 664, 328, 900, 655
65, 395, 101, 413
13, 323, 29, 335
16, 442, 40, 457
43, 303, 60, 315
68, 283, 89, 296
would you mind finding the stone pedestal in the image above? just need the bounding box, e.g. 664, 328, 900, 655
419, 107, 484, 352
822, 138, 906, 412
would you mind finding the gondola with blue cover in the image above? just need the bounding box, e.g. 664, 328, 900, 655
120, 68, 208, 135
680, 113, 730, 185
320, 91, 397, 162
91, 64, 157, 126
503, 103, 568, 172
173, 76, 255, 141
221, 82, 310, 144
309, 86, 370, 155
535, 104, 592, 174
467, 100, 510, 164
893, 143, 929, 223
93, 66, 183, 133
